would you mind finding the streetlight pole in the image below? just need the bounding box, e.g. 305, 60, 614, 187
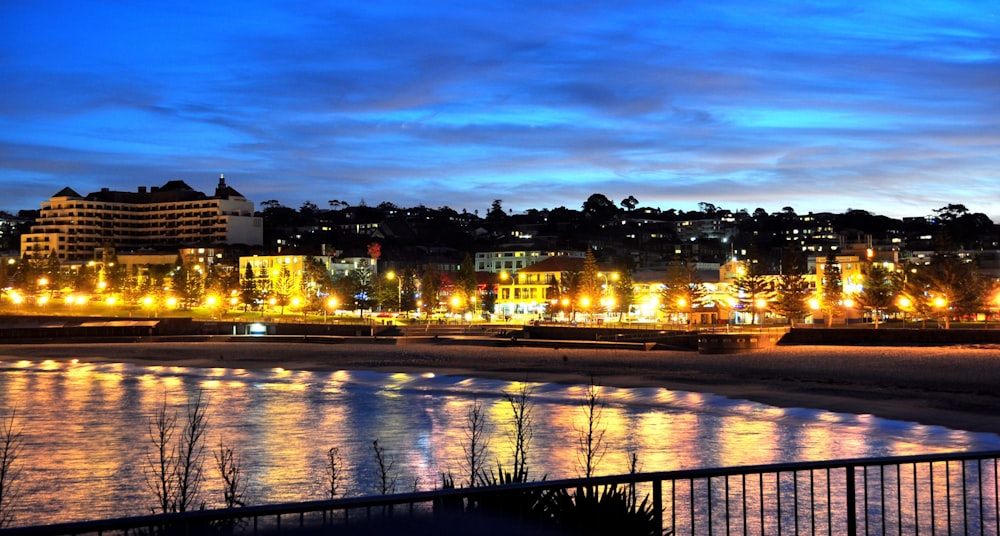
386, 271, 402, 312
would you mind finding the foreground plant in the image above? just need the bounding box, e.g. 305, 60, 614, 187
144, 391, 208, 513
0, 410, 23, 528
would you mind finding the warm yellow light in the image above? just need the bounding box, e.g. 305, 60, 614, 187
206, 296, 218, 306
269, 297, 277, 305
500, 272, 509, 281
105, 296, 116, 306
166, 297, 178, 308
581, 296, 591, 307
677, 298, 687, 308
229, 297, 238, 306
386, 271, 396, 280
809, 298, 820, 310
97, 281, 107, 290
38, 277, 48, 286
291, 297, 301, 307
755, 299, 767, 309
561, 298, 569, 306
450, 296, 461, 307
843, 298, 854, 308
38, 295, 49, 306
65, 295, 76, 305
143, 296, 154, 306
934, 297, 947, 308
11, 293, 23, 305
898, 296, 912, 308
327, 297, 338, 308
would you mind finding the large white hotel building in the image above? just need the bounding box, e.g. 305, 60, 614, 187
20, 175, 263, 261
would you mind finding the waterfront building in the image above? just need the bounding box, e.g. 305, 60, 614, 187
474, 249, 585, 273
20, 175, 263, 262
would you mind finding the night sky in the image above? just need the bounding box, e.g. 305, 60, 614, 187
2, 1, 998, 220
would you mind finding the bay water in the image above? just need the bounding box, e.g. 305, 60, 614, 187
2, 357, 999, 526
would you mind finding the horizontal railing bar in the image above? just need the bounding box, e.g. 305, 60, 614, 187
4, 449, 999, 536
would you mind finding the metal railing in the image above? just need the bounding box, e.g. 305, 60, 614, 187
3, 450, 999, 535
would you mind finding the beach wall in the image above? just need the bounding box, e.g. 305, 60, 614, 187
780, 327, 1000, 346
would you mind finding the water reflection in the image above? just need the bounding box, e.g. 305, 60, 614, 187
1, 359, 999, 526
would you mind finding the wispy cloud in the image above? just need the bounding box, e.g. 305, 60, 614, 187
1, 0, 997, 220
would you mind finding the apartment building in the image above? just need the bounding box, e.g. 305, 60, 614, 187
474, 249, 585, 273
21, 176, 263, 261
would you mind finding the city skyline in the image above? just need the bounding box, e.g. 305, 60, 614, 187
2, 1, 998, 220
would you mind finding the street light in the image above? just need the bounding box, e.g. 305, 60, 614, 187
755, 298, 767, 330
386, 271, 402, 311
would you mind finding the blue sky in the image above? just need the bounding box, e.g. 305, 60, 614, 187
2, 1, 998, 220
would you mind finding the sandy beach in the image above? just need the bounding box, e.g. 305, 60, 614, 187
3, 340, 1000, 436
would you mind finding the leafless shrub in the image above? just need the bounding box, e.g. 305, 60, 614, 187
0, 409, 24, 528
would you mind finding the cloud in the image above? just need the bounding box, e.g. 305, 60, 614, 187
0, 0, 998, 222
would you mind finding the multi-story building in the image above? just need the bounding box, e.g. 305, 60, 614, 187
20, 176, 262, 261
474, 249, 585, 273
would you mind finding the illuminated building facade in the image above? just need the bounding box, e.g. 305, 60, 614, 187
20, 176, 262, 261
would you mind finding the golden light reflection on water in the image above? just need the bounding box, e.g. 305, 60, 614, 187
0, 360, 996, 528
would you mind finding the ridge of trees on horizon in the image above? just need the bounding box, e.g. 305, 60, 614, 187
256, 195, 997, 263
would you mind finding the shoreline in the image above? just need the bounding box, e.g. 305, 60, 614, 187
3, 341, 1000, 436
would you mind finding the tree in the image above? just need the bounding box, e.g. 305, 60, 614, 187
171, 262, 204, 310
503, 384, 534, 483
371, 439, 397, 495
896, 264, 936, 328
853, 263, 894, 328
612, 271, 635, 321
581, 193, 618, 222
0, 410, 23, 528
144, 392, 208, 514
455, 253, 479, 314
735, 258, 772, 325
325, 446, 345, 499
661, 257, 706, 326
772, 249, 811, 325
579, 249, 601, 315
399, 267, 418, 312
303, 257, 334, 308
576, 381, 607, 478
820, 250, 843, 327
240, 263, 258, 312
271, 266, 297, 314
347, 268, 375, 314
215, 438, 248, 509
620, 195, 638, 212
420, 264, 442, 313
486, 199, 507, 222
923, 253, 983, 329
462, 399, 490, 488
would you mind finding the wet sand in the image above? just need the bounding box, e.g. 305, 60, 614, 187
3, 340, 1000, 436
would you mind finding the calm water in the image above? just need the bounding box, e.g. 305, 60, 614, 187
2, 357, 999, 526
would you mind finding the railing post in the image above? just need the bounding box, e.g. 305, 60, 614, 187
653, 478, 663, 534
846, 466, 857, 536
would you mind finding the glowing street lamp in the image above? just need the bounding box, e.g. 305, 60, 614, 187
755, 298, 768, 328
386, 271, 402, 311
325, 297, 338, 323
